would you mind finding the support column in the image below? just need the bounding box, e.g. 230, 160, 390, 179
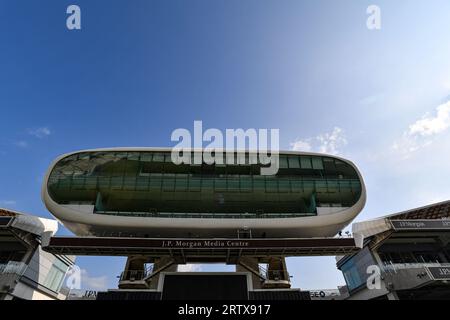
146, 257, 177, 290
236, 256, 263, 290
119, 255, 150, 289
264, 257, 291, 289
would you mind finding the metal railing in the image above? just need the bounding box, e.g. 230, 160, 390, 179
382, 262, 450, 274
0, 261, 27, 276
96, 210, 317, 219
258, 265, 290, 282
119, 265, 154, 282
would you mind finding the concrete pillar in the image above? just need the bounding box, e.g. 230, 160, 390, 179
265, 257, 291, 288
147, 257, 177, 290
122, 255, 148, 281
236, 256, 262, 290
119, 255, 151, 289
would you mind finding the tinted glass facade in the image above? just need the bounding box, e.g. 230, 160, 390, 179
340, 247, 376, 292
47, 151, 362, 219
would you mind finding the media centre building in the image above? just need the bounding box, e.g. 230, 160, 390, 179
35, 147, 365, 299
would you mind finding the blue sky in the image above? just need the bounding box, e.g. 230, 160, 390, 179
2, 0, 450, 290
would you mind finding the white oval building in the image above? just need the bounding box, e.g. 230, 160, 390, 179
42, 148, 366, 238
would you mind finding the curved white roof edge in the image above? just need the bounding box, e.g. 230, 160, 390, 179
352, 219, 391, 248
45, 147, 361, 165
1, 207, 58, 236
352, 199, 450, 247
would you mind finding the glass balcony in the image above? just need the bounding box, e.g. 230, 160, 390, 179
0, 261, 27, 276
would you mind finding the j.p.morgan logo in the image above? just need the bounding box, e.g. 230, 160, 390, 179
427, 266, 450, 280
391, 220, 450, 230
162, 240, 250, 248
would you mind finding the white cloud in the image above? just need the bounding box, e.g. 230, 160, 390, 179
290, 127, 347, 155
80, 269, 108, 291
408, 101, 450, 136
393, 100, 450, 157
0, 200, 16, 207
177, 264, 202, 272
28, 127, 51, 138
316, 127, 348, 155
290, 139, 312, 152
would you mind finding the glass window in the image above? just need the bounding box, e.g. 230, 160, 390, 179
115, 152, 127, 160
339, 180, 352, 192
164, 154, 173, 163
240, 177, 252, 192
111, 176, 123, 190
98, 177, 110, 189
253, 177, 265, 191
278, 179, 290, 193
43, 259, 68, 293
351, 181, 361, 192
290, 180, 303, 192
163, 174, 175, 191
315, 181, 327, 193
62, 154, 78, 163
149, 174, 162, 189
72, 178, 85, 190
214, 178, 227, 191
279, 156, 288, 169
327, 180, 339, 193
265, 178, 278, 193
288, 156, 300, 169
335, 160, 357, 178
303, 180, 315, 193
84, 177, 97, 190
78, 153, 90, 161
340, 248, 377, 292
201, 177, 214, 190
175, 177, 188, 191
323, 158, 336, 171
312, 157, 324, 170
152, 153, 165, 162
300, 157, 312, 169
136, 177, 149, 191
189, 177, 201, 191
342, 260, 361, 292
127, 152, 140, 161
123, 177, 136, 191
141, 153, 152, 162
227, 178, 240, 191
